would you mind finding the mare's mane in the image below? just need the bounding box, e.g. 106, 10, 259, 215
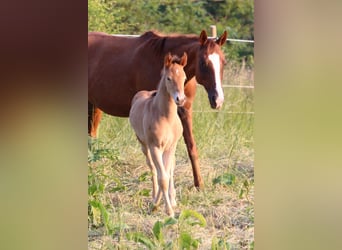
140, 31, 199, 55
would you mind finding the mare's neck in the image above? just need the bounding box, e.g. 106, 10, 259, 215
163, 38, 198, 80
153, 77, 177, 117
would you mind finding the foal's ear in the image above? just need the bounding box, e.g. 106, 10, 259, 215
180, 52, 187, 67
216, 30, 228, 46
199, 30, 208, 45
164, 52, 172, 67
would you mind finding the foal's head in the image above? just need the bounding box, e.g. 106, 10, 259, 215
162, 52, 187, 106
195, 30, 227, 109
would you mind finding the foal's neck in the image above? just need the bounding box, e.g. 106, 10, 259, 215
154, 76, 177, 118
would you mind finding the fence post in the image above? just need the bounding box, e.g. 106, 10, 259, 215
210, 25, 217, 38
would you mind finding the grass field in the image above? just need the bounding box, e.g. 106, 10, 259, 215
88, 63, 254, 249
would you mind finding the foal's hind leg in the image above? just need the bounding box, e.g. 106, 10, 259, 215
88, 102, 102, 138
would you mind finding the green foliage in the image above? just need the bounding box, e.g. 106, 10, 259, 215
88, 137, 120, 163
126, 232, 157, 249
152, 220, 164, 243
125, 209, 207, 249
213, 173, 236, 186
211, 236, 231, 250
88, 0, 254, 66
239, 179, 251, 199
179, 209, 207, 227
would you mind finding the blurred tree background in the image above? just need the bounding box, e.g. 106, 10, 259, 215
88, 0, 254, 67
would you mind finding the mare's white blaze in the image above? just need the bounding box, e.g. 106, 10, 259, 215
208, 52, 224, 103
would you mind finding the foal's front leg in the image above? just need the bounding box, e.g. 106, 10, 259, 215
140, 143, 158, 200
163, 148, 177, 208
150, 146, 174, 217
146, 149, 158, 200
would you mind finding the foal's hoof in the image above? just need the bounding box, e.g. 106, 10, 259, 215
166, 210, 175, 218
171, 200, 177, 208
150, 203, 159, 213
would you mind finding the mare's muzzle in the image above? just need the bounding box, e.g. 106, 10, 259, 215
209, 92, 224, 109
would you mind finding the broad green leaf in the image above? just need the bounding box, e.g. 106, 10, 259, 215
179, 232, 199, 249
152, 221, 164, 243
212, 173, 236, 186
163, 217, 177, 226
179, 209, 207, 227
126, 232, 156, 249
138, 188, 151, 197
138, 171, 150, 182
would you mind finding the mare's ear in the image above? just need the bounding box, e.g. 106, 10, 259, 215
180, 52, 187, 67
199, 30, 208, 45
216, 31, 228, 46
164, 52, 172, 67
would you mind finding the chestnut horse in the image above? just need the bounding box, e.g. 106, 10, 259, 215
88, 30, 227, 189
129, 52, 187, 217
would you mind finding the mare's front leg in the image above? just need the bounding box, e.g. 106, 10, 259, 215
178, 78, 204, 189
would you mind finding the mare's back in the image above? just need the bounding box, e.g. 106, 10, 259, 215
88, 32, 139, 75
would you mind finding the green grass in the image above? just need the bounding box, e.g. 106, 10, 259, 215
88, 64, 254, 249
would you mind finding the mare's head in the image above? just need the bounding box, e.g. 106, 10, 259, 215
195, 30, 227, 109
162, 52, 188, 106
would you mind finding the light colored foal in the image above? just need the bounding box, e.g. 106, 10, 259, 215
129, 52, 187, 217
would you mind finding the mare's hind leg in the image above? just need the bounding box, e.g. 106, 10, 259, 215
88, 102, 102, 138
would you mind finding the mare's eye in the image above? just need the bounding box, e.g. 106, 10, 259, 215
167, 76, 171, 81
200, 59, 208, 68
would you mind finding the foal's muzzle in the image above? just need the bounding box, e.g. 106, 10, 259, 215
174, 93, 186, 106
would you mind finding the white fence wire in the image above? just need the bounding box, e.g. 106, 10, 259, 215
111, 33, 254, 43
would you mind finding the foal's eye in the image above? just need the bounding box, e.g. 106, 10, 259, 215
167, 76, 171, 81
